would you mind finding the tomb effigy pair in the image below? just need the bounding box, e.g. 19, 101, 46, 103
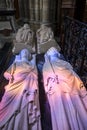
13, 24, 61, 54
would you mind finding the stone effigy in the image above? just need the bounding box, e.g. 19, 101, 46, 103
36, 24, 54, 44
0, 49, 42, 130
43, 47, 87, 130
15, 24, 34, 45
36, 24, 61, 54
13, 24, 35, 54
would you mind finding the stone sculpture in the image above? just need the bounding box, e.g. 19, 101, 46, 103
0, 49, 42, 130
43, 47, 87, 130
36, 24, 61, 54
13, 24, 35, 54
36, 24, 54, 44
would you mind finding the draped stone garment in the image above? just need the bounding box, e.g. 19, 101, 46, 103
43, 58, 87, 130
16, 26, 34, 45
36, 25, 54, 44
0, 62, 42, 130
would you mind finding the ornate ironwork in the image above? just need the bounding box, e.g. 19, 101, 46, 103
63, 16, 87, 87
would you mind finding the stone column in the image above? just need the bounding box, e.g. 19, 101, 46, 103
29, 0, 35, 21
0, 0, 6, 8
42, 0, 50, 22
6, 0, 15, 9
18, 0, 25, 20
34, 0, 40, 21
50, 0, 56, 22
24, 0, 29, 20
40, 0, 43, 21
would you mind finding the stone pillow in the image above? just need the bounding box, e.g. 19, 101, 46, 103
37, 39, 61, 54
12, 42, 35, 54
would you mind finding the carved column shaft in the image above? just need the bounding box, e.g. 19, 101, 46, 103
40, 0, 43, 21
24, 0, 29, 19
18, 0, 25, 19
42, 0, 50, 22
50, 0, 56, 22
35, 0, 40, 21
29, 0, 35, 21
0, 0, 7, 8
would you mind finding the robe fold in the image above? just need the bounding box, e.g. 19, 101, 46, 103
0, 62, 42, 130
43, 58, 87, 130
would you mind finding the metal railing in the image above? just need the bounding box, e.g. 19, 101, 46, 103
63, 16, 87, 87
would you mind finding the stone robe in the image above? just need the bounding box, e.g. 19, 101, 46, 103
43, 57, 87, 130
0, 61, 42, 130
